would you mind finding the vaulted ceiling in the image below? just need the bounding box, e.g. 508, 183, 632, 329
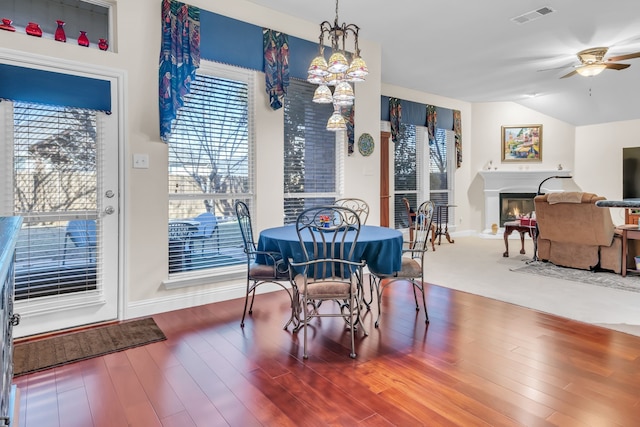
245, 0, 640, 126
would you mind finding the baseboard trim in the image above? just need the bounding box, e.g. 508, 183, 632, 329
125, 279, 291, 320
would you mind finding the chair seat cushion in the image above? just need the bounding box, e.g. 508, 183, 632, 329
294, 274, 354, 298
249, 263, 288, 279
372, 257, 422, 279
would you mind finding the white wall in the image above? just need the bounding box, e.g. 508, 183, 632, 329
575, 119, 640, 225
470, 102, 577, 232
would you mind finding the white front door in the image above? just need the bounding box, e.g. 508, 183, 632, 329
1, 97, 120, 338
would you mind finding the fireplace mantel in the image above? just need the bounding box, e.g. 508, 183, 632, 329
479, 169, 573, 233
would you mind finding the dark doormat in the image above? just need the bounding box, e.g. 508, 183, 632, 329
13, 317, 166, 377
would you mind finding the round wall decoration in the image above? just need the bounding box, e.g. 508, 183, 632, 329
358, 133, 375, 156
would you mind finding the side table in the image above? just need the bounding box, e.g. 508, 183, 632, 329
503, 221, 537, 258
435, 204, 456, 245
616, 224, 640, 277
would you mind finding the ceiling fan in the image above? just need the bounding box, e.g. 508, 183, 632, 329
560, 46, 640, 78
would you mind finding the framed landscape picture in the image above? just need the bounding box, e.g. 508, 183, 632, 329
501, 124, 542, 162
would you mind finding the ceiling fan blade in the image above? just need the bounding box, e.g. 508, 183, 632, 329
560, 70, 577, 79
537, 62, 575, 72
605, 63, 631, 70
607, 52, 640, 62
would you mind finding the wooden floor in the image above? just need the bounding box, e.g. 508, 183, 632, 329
13, 279, 640, 427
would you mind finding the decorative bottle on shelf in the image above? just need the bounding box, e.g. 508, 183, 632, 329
98, 38, 108, 51
77, 31, 89, 47
25, 22, 42, 37
54, 20, 66, 42
0, 18, 16, 32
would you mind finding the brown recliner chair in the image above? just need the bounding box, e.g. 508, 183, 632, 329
534, 192, 622, 273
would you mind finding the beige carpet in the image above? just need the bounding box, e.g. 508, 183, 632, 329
422, 234, 640, 337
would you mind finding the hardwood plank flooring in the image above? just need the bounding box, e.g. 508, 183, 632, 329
13, 279, 640, 426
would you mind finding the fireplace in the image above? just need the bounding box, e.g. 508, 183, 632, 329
500, 193, 535, 225
478, 170, 573, 233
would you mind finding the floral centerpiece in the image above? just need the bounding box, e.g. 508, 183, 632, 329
319, 214, 331, 227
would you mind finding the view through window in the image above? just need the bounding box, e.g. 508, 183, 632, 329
283, 79, 342, 223
166, 64, 253, 275
393, 125, 453, 229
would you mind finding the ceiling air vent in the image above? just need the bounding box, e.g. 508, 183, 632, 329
511, 6, 555, 24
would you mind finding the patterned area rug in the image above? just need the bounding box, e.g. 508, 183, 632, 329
512, 262, 640, 293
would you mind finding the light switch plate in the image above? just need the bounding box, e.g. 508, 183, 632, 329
133, 153, 149, 169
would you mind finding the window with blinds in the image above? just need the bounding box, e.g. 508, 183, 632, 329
393, 123, 422, 228
166, 64, 252, 275
392, 125, 454, 228
283, 79, 342, 223
430, 128, 453, 223
6, 102, 102, 302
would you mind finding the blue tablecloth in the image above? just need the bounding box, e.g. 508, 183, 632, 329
256, 225, 403, 275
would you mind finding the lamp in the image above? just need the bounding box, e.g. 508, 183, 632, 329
307, 0, 368, 131
575, 63, 606, 77
537, 175, 573, 195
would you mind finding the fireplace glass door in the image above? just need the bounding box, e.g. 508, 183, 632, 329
500, 193, 535, 225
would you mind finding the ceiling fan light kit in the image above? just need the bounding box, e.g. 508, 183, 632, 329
576, 63, 606, 77
560, 46, 640, 79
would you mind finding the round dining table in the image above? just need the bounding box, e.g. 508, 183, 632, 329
256, 224, 403, 275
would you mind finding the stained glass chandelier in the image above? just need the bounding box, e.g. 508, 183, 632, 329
307, 0, 368, 131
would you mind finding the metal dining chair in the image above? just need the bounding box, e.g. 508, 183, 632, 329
369, 200, 435, 327
234, 201, 292, 328
288, 205, 367, 359
334, 198, 370, 225
402, 197, 436, 251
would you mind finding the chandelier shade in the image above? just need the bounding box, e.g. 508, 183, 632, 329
307, 73, 326, 85
307, 0, 367, 131
308, 55, 329, 77
327, 52, 349, 74
324, 73, 343, 86
332, 81, 354, 104
327, 108, 347, 131
313, 84, 333, 103
346, 56, 368, 80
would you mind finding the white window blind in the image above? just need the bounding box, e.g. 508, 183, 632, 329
5, 102, 104, 306
167, 63, 253, 275
393, 123, 424, 228
430, 128, 454, 223
283, 79, 342, 223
